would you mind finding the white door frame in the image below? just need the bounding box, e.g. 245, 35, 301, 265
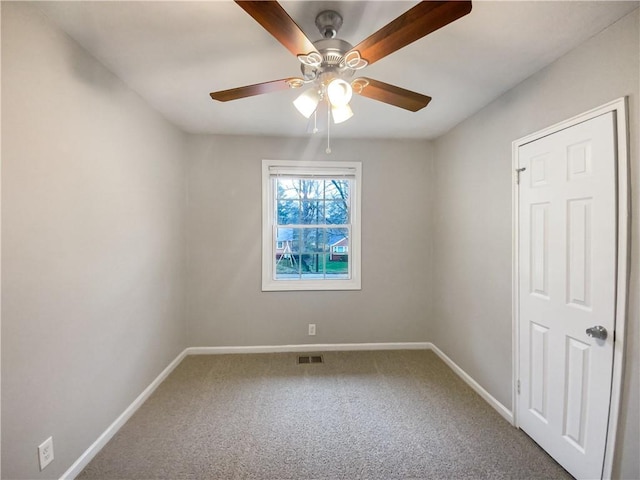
511, 97, 629, 479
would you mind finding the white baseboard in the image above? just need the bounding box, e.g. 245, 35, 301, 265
428, 343, 514, 424
187, 342, 431, 355
60, 349, 188, 480
63, 341, 514, 479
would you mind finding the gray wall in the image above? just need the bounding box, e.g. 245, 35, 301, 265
185, 135, 433, 347
1, 4, 187, 479
431, 9, 639, 479
3, 2, 638, 479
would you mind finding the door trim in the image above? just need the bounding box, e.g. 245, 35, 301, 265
511, 97, 629, 479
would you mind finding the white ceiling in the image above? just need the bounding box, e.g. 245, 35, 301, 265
36, 1, 638, 139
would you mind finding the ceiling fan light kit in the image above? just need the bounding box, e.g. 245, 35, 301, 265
293, 88, 321, 118
327, 79, 352, 107
210, 0, 472, 149
331, 104, 354, 124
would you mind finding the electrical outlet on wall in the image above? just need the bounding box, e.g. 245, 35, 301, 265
308, 324, 316, 336
38, 436, 54, 471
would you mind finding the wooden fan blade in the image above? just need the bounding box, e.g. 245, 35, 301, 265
210, 78, 302, 102
353, 78, 431, 112
235, 1, 318, 57
350, 1, 472, 66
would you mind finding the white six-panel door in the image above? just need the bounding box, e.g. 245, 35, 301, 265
517, 112, 616, 479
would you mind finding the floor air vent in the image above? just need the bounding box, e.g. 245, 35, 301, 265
297, 355, 324, 364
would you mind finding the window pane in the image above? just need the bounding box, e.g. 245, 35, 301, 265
298, 179, 324, 199
301, 228, 325, 253
328, 228, 349, 245
327, 228, 349, 277
276, 228, 300, 253
326, 252, 349, 278
300, 201, 324, 225
292, 228, 302, 252
278, 200, 300, 225
275, 225, 300, 278
275, 253, 301, 279
300, 253, 325, 277
325, 180, 349, 201
325, 199, 349, 224
276, 179, 301, 199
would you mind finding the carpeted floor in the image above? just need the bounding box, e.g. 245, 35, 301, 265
78, 350, 572, 479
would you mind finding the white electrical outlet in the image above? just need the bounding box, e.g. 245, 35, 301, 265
38, 436, 54, 471
308, 324, 316, 336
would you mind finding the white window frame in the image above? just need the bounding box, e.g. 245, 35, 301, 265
262, 159, 362, 291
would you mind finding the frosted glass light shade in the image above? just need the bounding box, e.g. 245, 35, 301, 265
327, 79, 352, 107
293, 89, 320, 118
332, 104, 354, 124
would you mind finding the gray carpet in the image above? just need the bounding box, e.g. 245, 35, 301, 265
78, 350, 572, 479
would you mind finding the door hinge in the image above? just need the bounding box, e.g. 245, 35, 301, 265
515, 167, 526, 185
517, 379, 521, 395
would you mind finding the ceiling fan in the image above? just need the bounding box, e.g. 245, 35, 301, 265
210, 1, 472, 126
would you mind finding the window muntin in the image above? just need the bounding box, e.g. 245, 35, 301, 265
262, 160, 361, 291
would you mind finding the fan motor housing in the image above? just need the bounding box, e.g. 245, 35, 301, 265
300, 38, 355, 81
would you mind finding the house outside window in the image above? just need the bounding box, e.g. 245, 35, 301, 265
262, 160, 361, 291
330, 239, 349, 260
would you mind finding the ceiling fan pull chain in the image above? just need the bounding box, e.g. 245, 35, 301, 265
326, 101, 332, 154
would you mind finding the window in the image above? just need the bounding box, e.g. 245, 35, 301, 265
262, 160, 361, 291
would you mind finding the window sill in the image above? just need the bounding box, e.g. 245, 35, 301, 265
261, 278, 361, 292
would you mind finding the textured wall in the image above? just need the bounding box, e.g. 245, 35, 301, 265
1, 4, 187, 478
185, 135, 433, 347
432, 9, 639, 479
